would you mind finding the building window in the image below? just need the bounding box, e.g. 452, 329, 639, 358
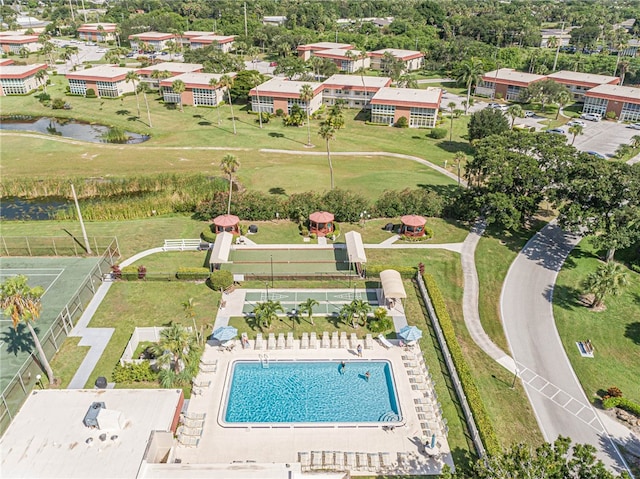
410, 107, 437, 128
583, 96, 608, 116
97, 80, 120, 98
251, 95, 274, 113
193, 87, 218, 106
161, 86, 181, 104
287, 97, 309, 114
371, 103, 395, 125
621, 101, 640, 121
506, 85, 522, 101
0, 77, 27, 94
68, 78, 86, 96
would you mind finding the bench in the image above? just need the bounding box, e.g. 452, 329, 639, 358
163, 239, 203, 251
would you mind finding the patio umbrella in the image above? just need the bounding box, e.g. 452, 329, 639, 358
398, 325, 423, 342
430, 433, 437, 449
212, 326, 238, 342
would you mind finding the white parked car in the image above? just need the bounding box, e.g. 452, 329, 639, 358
580, 113, 602, 122
627, 123, 640, 130
567, 120, 586, 127
524, 110, 535, 117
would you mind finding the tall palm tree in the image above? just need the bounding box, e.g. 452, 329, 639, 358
300, 83, 314, 146
171, 79, 186, 112
209, 76, 223, 125
448, 101, 456, 142
318, 123, 336, 189
453, 151, 465, 186
546, 36, 558, 50
582, 261, 629, 309
298, 298, 319, 325
568, 124, 584, 145
138, 82, 153, 128
1, 276, 54, 384
35, 69, 47, 93
125, 71, 141, 117
350, 299, 370, 328
96, 24, 105, 45
253, 300, 284, 329
456, 57, 484, 114
151, 69, 172, 89
507, 104, 523, 129
220, 154, 240, 215
220, 74, 237, 134
150, 322, 200, 377
555, 90, 572, 119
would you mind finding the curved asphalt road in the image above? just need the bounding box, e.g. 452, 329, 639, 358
500, 222, 627, 472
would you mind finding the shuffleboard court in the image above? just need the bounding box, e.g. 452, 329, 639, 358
241, 289, 379, 315
222, 248, 349, 275
0, 257, 100, 391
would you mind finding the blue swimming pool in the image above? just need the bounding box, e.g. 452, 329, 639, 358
224, 360, 401, 424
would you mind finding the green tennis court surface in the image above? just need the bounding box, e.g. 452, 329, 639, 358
223, 248, 349, 274
242, 289, 379, 315
0, 257, 100, 391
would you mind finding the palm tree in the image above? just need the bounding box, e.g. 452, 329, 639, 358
456, 57, 484, 114
35, 69, 47, 93
555, 90, 572, 120
181, 297, 199, 343
507, 104, 523, 129
298, 298, 319, 325
138, 82, 153, 128
126, 71, 141, 117
165, 40, 178, 60
454, 151, 465, 186
220, 75, 236, 134
253, 300, 284, 329
448, 101, 456, 142
171, 79, 186, 112
18, 47, 30, 59
1, 276, 54, 384
318, 123, 336, 189
151, 323, 200, 387
208, 77, 223, 126
568, 124, 584, 145
300, 84, 314, 147
96, 24, 105, 45
247, 46, 260, 64
582, 262, 629, 309
546, 36, 558, 50
151, 69, 172, 89
350, 299, 370, 328
105, 50, 120, 65
67, 45, 80, 65
339, 302, 356, 328
220, 154, 240, 215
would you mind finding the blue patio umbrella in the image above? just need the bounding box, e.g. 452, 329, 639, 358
398, 325, 423, 342
212, 326, 238, 342
431, 433, 437, 449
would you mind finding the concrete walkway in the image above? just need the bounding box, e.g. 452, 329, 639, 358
66, 247, 164, 389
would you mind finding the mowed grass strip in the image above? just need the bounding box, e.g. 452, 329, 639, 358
554, 239, 640, 404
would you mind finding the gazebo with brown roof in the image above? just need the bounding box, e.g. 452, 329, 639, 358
309, 211, 334, 237
400, 215, 427, 237
213, 214, 240, 235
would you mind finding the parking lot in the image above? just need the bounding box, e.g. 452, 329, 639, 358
570, 120, 639, 158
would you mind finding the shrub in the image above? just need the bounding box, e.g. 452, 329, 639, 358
37, 92, 51, 103
137, 265, 147, 279
394, 116, 409, 128
368, 316, 394, 333
275, 108, 284, 117
176, 267, 210, 281
429, 127, 447, 139
256, 112, 270, 124
495, 92, 503, 100
374, 188, 444, 218
605, 111, 617, 120
86, 88, 97, 98
112, 361, 158, 383
602, 396, 640, 416
51, 98, 66, 109
422, 273, 501, 455
209, 270, 233, 291
111, 264, 122, 279
607, 386, 623, 398
366, 264, 416, 278
300, 226, 309, 236
200, 227, 217, 243
121, 265, 138, 280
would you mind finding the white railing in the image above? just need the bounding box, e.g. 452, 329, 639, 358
163, 239, 202, 251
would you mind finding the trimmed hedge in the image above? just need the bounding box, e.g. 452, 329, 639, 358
112, 361, 158, 383
201, 228, 217, 243
422, 273, 502, 455
176, 267, 210, 281
209, 270, 233, 291
603, 396, 640, 416
121, 265, 139, 281
366, 264, 416, 278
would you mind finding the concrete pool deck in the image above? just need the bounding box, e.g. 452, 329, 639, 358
175, 338, 452, 475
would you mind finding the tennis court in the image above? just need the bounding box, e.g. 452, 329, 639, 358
0, 256, 100, 391
222, 247, 350, 275
242, 289, 380, 315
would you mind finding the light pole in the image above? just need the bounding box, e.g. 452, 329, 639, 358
510, 367, 519, 389
349, 253, 352, 288
265, 282, 269, 301
36, 374, 43, 389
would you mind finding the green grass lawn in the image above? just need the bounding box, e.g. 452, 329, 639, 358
85, 281, 221, 389
337, 217, 470, 245
554, 239, 640, 405
49, 337, 89, 389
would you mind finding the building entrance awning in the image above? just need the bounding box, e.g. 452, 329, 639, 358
344, 231, 366, 263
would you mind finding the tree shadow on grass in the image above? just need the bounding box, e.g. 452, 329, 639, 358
435, 140, 474, 154
116, 109, 131, 116
625, 322, 640, 345
269, 187, 286, 195
198, 121, 212, 126
417, 183, 460, 199
0, 323, 36, 356
267, 131, 306, 146
547, 283, 583, 311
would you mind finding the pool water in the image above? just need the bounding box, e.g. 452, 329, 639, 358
224, 360, 401, 424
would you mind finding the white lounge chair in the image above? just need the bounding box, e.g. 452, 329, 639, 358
321, 331, 330, 348
356, 452, 368, 470
339, 332, 348, 348
331, 331, 339, 348
255, 333, 264, 350
309, 332, 318, 349
200, 358, 218, 366
350, 333, 358, 349
298, 452, 310, 471
311, 451, 323, 470
345, 452, 356, 469
300, 332, 309, 349
178, 434, 200, 447
377, 334, 394, 349
182, 417, 204, 428
192, 378, 211, 388
334, 451, 345, 469
185, 411, 206, 421
286, 332, 294, 349
199, 363, 217, 373
178, 425, 203, 437
364, 333, 374, 349
380, 452, 393, 469
323, 451, 335, 469
267, 333, 276, 350
368, 452, 380, 472
277, 333, 285, 349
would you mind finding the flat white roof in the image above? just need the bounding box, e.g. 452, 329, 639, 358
482, 68, 545, 84
164, 72, 234, 87
380, 269, 407, 299
0, 389, 182, 479
67, 64, 134, 79
140, 62, 203, 73
210, 231, 233, 264
586, 83, 640, 101
323, 74, 391, 88
345, 231, 366, 264
298, 42, 352, 50
0, 63, 46, 76
314, 48, 365, 59
190, 35, 235, 43
371, 86, 441, 106
370, 48, 423, 59
546, 70, 619, 85
0, 34, 39, 42
252, 77, 322, 95
129, 31, 174, 40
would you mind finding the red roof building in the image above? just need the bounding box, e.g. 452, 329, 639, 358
135, 62, 203, 88
159, 72, 234, 107
321, 74, 391, 109
369, 48, 424, 73
0, 35, 40, 54
297, 42, 353, 61
546, 71, 620, 101
476, 68, 546, 101
309, 211, 335, 237
400, 215, 427, 237
312, 48, 370, 73
128, 32, 175, 52
213, 214, 240, 235
78, 23, 117, 42
584, 84, 640, 122
370, 87, 442, 128
249, 77, 324, 115
65, 65, 135, 98
187, 34, 235, 53
0, 63, 47, 96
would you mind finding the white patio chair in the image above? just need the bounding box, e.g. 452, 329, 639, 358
183, 417, 204, 428
321, 331, 330, 348
276, 333, 285, 349
192, 378, 211, 388
200, 357, 218, 366
300, 332, 309, 349
177, 434, 199, 447
255, 333, 264, 350
334, 451, 345, 469
349, 333, 358, 349
298, 452, 310, 471
200, 363, 217, 373
178, 425, 203, 437
286, 332, 294, 349
267, 333, 276, 350
311, 451, 323, 470
377, 334, 393, 349
380, 452, 393, 469
309, 332, 318, 349
331, 331, 339, 348
185, 411, 206, 421
323, 451, 335, 469
368, 452, 380, 472
364, 333, 374, 349
339, 332, 348, 348
345, 452, 356, 469
356, 452, 368, 470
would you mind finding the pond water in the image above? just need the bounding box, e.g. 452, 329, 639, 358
0, 196, 72, 221
0, 116, 150, 144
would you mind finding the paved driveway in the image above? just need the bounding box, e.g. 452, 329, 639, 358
500, 223, 627, 472
571, 120, 639, 158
